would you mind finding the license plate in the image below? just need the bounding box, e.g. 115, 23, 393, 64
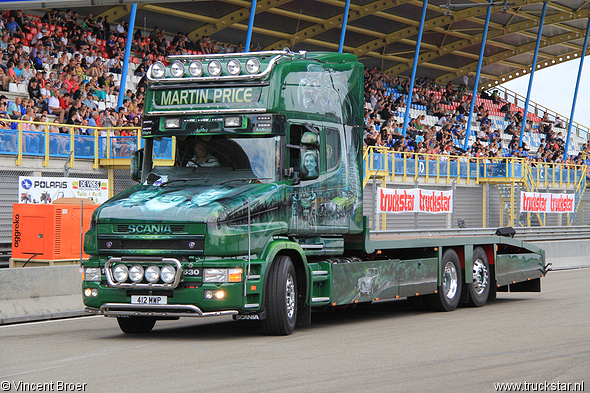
131, 295, 167, 305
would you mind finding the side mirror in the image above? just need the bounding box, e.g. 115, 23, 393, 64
300, 149, 319, 181
130, 148, 144, 182
301, 131, 319, 147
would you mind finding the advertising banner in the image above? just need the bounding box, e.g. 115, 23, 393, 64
18, 177, 109, 204
377, 187, 453, 214
520, 192, 574, 213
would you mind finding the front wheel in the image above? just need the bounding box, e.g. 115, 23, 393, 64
261, 255, 297, 335
427, 249, 463, 311
117, 316, 156, 334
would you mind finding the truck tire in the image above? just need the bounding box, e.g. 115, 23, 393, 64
468, 247, 490, 307
261, 255, 297, 335
117, 316, 156, 334
427, 249, 462, 312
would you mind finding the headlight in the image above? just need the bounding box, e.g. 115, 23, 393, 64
113, 265, 128, 282
227, 59, 241, 75
129, 265, 144, 283
84, 267, 101, 281
160, 265, 176, 283
224, 116, 241, 127
208, 60, 222, 76
189, 61, 203, 77
164, 118, 181, 128
204, 268, 228, 283
245, 58, 260, 74
151, 61, 165, 79
203, 268, 242, 283
145, 265, 160, 283
170, 61, 184, 77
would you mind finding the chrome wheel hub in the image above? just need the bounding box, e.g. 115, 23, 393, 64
472, 259, 489, 295
285, 273, 296, 319
442, 261, 458, 299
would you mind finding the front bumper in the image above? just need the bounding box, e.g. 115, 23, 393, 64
85, 304, 239, 318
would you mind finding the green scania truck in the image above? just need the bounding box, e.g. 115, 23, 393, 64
81, 50, 546, 335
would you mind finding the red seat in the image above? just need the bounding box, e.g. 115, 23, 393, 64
30, 27, 38, 35
26, 33, 33, 41
49, 24, 56, 31
132, 57, 138, 64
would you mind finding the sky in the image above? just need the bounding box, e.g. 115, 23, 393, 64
501, 59, 590, 131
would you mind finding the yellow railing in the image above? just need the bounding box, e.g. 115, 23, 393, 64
363, 146, 587, 189
363, 147, 587, 227
3, 119, 147, 168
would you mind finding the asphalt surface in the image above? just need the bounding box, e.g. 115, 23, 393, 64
1, 268, 588, 393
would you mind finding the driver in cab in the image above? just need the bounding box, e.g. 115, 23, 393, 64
186, 139, 220, 168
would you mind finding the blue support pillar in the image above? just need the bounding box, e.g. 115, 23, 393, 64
338, 0, 351, 53
245, 0, 257, 52
463, 0, 493, 151
117, 3, 137, 110
402, 0, 428, 137
518, 2, 548, 148
565, 18, 590, 157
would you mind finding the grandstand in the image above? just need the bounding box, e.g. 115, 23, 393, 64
0, 2, 588, 255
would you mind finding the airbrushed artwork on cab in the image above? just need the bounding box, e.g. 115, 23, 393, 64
288, 126, 363, 234
331, 261, 398, 305
97, 182, 288, 241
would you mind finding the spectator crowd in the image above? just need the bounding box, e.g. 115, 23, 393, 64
0, 8, 588, 169
0, 8, 252, 156
362, 67, 590, 169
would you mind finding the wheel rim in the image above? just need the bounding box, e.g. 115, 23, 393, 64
472, 258, 489, 295
285, 273, 296, 319
442, 261, 458, 300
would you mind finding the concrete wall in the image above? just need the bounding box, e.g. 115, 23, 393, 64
0, 265, 84, 324
0, 240, 588, 324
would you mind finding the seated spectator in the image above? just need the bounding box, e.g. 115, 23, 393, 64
48, 88, 66, 123
0, 66, 14, 91
8, 97, 23, 120
6, 16, 24, 39
555, 116, 564, 128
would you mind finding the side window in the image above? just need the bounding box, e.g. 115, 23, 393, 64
325, 127, 340, 172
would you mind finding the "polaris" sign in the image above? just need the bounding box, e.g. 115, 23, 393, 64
128, 224, 172, 234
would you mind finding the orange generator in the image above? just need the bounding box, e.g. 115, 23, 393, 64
12, 200, 99, 265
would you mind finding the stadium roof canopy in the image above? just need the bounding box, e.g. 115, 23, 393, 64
4, 0, 590, 90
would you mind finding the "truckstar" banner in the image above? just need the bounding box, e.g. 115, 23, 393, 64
377, 187, 453, 214
520, 192, 574, 213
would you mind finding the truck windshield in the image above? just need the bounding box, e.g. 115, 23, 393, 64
147, 135, 281, 185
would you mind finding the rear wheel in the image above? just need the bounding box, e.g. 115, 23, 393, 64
261, 255, 297, 335
427, 249, 462, 311
468, 247, 490, 307
117, 316, 156, 334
